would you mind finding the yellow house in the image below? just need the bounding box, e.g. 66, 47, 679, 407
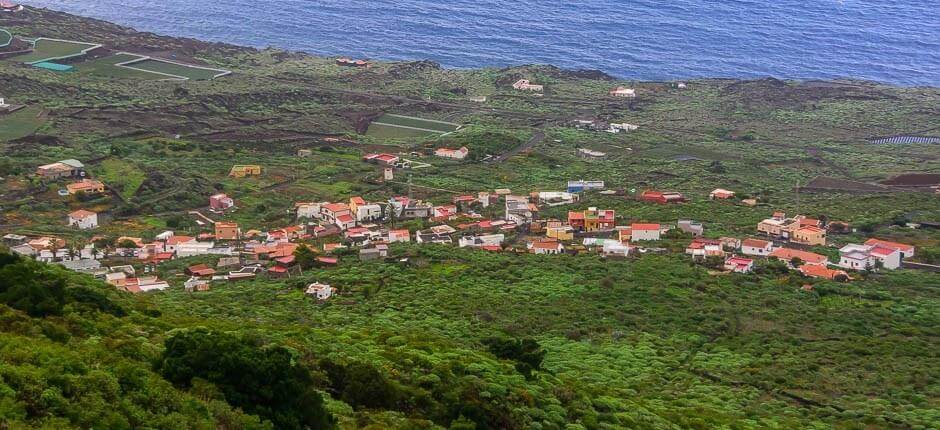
545, 225, 574, 241
229, 165, 262, 178
791, 225, 827, 246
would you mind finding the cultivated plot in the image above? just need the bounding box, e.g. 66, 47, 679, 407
74, 53, 169, 80
366, 114, 460, 139
0, 29, 11, 47
115, 56, 231, 81
11, 38, 101, 63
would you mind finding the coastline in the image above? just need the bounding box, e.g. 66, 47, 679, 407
6, 4, 936, 88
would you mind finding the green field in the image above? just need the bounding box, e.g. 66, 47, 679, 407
0, 106, 45, 141
94, 158, 146, 200
74, 53, 168, 80
11, 38, 98, 63
0, 29, 11, 47
366, 113, 460, 138
121, 58, 227, 80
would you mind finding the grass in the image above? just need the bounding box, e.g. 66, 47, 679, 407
120, 58, 226, 80
10, 39, 98, 63
0, 29, 11, 47
74, 53, 167, 80
366, 113, 459, 139
0, 105, 45, 141
94, 158, 146, 201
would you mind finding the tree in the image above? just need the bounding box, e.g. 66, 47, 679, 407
159, 329, 334, 430
790, 257, 804, 268
483, 337, 546, 378
293, 245, 317, 270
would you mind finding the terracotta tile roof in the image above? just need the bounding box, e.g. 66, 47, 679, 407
742, 238, 771, 248
864, 238, 914, 253
69, 209, 96, 219
770, 248, 827, 265
165, 235, 195, 245
631, 223, 661, 231
799, 264, 848, 280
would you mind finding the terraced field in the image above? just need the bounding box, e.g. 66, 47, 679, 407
366, 113, 460, 139
11, 38, 99, 63
120, 58, 228, 80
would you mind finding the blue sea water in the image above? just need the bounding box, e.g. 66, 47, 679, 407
21, 0, 940, 86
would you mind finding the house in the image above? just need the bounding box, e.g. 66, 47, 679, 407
577, 148, 608, 160
790, 225, 827, 246
215, 222, 240, 241
838, 243, 902, 270
433, 204, 458, 219
36, 159, 84, 180
387, 229, 411, 243
336, 57, 369, 67
305, 282, 335, 300
316, 256, 339, 266
769, 248, 828, 267
607, 123, 639, 133
184, 277, 211, 292
388, 197, 432, 219
741, 198, 758, 207
720, 237, 741, 250
799, 264, 849, 281
567, 180, 605, 193
709, 188, 736, 200
229, 165, 262, 177
66, 179, 105, 195
416, 231, 453, 244
512, 79, 543, 91
383, 168, 394, 181
68, 209, 98, 229
631, 223, 662, 241
677, 220, 704, 237
310, 224, 342, 239
363, 153, 400, 166
546, 225, 574, 241
458, 234, 504, 248
724, 256, 755, 273
354, 202, 383, 222
602, 240, 633, 257
122, 276, 170, 293
640, 190, 685, 204
537, 192, 578, 207
1, 1, 24, 13
2, 234, 27, 247
335, 214, 357, 231
297, 149, 313, 158
568, 208, 615, 232
295, 202, 323, 219
209, 193, 235, 211
321, 203, 352, 224
530, 240, 564, 255
741, 238, 774, 256
58, 259, 104, 274
161, 235, 196, 253
609, 86, 636, 97
864, 238, 915, 259
505, 195, 536, 224
322, 243, 346, 253
186, 264, 217, 277
686, 238, 725, 259
434, 147, 469, 160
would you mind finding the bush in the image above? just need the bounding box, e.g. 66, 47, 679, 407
159, 329, 335, 430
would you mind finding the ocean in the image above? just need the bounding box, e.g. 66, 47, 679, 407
21, 0, 940, 86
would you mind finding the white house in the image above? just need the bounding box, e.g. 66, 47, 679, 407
609, 87, 636, 97
724, 256, 755, 273
434, 147, 469, 160
530, 240, 564, 255
741, 238, 774, 257
296, 202, 323, 219
838, 243, 902, 271
630, 223, 662, 241
513, 79, 543, 91
458, 234, 504, 248
305, 282, 335, 300
176, 241, 216, 258
864, 238, 915, 259
602, 240, 633, 257
355, 203, 383, 222
608, 123, 639, 133
67, 209, 98, 229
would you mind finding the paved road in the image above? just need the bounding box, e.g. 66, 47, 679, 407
491, 129, 546, 163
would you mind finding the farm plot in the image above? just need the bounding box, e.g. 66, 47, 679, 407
117, 56, 230, 80
366, 114, 460, 139
0, 29, 11, 47
801, 176, 894, 193
0, 106, 46, 141
11, 38, 101, 63
74, 53, 168, 80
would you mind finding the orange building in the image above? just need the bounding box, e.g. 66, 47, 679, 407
215, 221, 240, 240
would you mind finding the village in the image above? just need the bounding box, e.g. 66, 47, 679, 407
5, 154, 923, 300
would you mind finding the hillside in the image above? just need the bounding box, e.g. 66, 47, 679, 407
0, 6, 939, 430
